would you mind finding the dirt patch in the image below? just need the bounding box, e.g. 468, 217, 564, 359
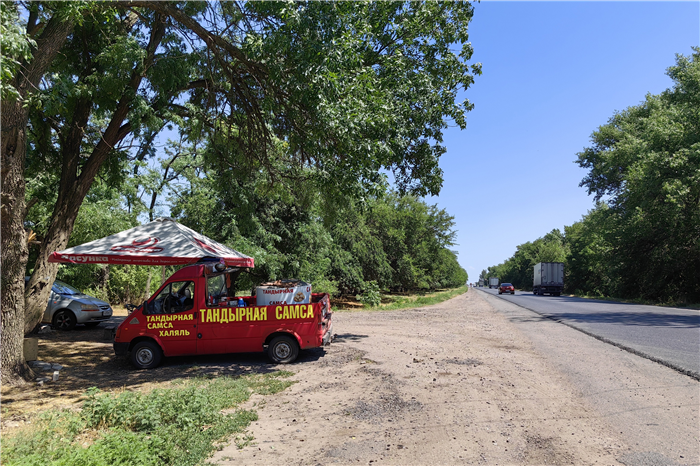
211, 290, 627, 465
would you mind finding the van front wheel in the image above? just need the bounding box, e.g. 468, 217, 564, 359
130, 341, 162, 369
268, 335, 299, 364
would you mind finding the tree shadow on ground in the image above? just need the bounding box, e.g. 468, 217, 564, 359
2, 321, 326, 419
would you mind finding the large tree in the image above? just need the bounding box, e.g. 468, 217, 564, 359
575, 49, 700, 302
2, 1, 479, 384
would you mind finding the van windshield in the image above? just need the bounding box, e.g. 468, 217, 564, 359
148, 281, 195, 314
207, 274, 228, 306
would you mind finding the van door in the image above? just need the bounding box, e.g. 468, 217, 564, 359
144, 280, 198, 356
196, 273, 236, 355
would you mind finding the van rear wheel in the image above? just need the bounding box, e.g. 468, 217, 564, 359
268, 335, 299, 364
130, 341, 162, 369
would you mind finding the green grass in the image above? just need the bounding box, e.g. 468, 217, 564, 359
1, 372, 294, 466
336, 285, 468, 312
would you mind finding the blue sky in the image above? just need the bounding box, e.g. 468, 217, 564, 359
429, 1, 699, 280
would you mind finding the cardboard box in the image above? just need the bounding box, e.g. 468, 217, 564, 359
24, 338, 38, 362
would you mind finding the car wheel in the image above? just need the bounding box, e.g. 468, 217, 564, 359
511, 291, 515, 295
84, 322, 101, 328
268, 335, 299, 364
130, 341, 162, 369
52, 310, 77, 330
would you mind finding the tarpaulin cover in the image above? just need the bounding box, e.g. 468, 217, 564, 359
49, 217, 254, 267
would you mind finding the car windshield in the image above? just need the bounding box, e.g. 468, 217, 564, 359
502, 283, 512, 287
52, 280, 82, 295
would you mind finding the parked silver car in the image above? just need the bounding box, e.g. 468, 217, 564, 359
27, 278, 113, 330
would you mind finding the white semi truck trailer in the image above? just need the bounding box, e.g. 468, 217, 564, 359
533, 262, 564, 296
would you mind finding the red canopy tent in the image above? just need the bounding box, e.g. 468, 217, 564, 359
49, 217, 254, 268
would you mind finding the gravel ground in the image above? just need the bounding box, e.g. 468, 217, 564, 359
211, 289, 628, 465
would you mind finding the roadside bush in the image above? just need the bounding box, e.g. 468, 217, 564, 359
357, 280, 382, 307
308, 277, 339, 297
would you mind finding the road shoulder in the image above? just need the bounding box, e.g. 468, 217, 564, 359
211, 290, 628, 465
478, 290, 699, 466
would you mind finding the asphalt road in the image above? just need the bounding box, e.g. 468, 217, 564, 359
475, 287, 700, 379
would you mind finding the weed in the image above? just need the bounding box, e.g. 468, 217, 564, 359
1, 372, 294, 466
235, 433, 255, 449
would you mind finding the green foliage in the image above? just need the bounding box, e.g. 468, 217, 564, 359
574, 49, 700, 302
167, 132, 469, 297
357, 280, 382, 307
25, 178, 160, 304
17, 1, 473, 304
563, 204, 618, 297
0, 2, 35, 100
55, 0, 481, 211
236, 1, 480, 198
0, 373, 293, 466
106, 265, 162, 304
366, 193, 459, 290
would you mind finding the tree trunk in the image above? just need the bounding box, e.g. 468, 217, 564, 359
1, 13, 76, 385
145, 268, 153, 299
1, 101, 31, 385
24, 145, 92, 332
102, 264, 110, 299
23, 92, 93, 332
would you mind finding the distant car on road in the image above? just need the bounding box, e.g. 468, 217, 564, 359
26, 278, 113, 330
498, 283, 515, 295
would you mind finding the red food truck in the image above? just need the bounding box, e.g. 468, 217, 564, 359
48, 218, 333, 369
113, 262, 333, 368
114, 264, 333, 369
